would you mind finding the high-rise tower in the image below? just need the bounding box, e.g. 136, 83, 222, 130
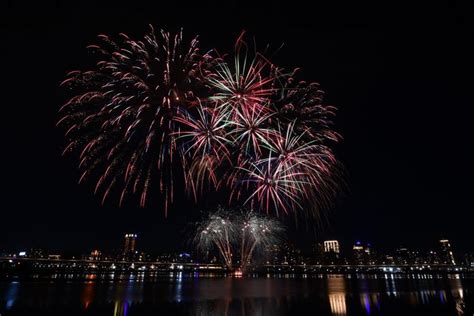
123, 233, 137, 261
439, 239, 455, 265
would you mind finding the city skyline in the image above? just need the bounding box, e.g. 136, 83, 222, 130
2, 232, 471, 266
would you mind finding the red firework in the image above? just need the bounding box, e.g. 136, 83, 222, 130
59, 27, 342, 218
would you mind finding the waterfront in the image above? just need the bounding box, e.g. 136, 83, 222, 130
0, 273, 472, 315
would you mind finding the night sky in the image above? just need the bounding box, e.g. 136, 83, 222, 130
2, 2, 473, 255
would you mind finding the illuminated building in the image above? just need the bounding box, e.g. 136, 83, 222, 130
124, 234, 137, 253
311, 243, 325, 264
352, 241, 374, 265
48, 254, 61, 260
176, 252, 193, 263
89, 250, 101, 261
28, 248, 46, 259
265, 244, 281, 265
352, 241, 365, 264
323, 240, 340, 264
394, 247, 420, 265
439, 239, 456, 265
266, 243, 302, 265
382, 255, 395, 265
324, 240, 340, 254
122, 233, 137, 261
463, 253, 474, 268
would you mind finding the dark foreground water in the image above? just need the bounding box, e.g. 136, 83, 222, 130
0, 273, 472, 315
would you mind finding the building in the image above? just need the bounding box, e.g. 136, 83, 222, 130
310, 243, 325, 264
425, 250, 441, 264
323, 240, 340, 264
265, 244, 281, 265
352, 242, 364, 263
394, 247, 424, 265
463, 253, 474, 268
324, 240, 340, 254
122, 233, 138, 261
352, 241, 373, 265
264, 243, 303, 266
124, 234, 137, 253
28, 248, 46, 259
89, 250, 102, 261
439, 239, 456, 265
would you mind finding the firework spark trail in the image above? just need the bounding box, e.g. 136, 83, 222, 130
203, 34, 341, 217
228, 104, 276, 158
261, 122, 340, 214
59, 26, 342, 218
195, 207, 237, 269
239, 211, 284, 271
207, 35, 278, 112
174, 105, 233, 197
58, 25, 212, 216
194, 207, 285, 271
232, 155, 310, 216
174, 105, 232, 160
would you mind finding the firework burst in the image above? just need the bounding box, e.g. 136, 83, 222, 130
207, 32, 279, 114
58, 26, 212, 215
239, 210, 284, 270
233, 156, 309, 216
194, 206, 237, 269
59, 26, 342, 218
175, 105, 232, 160
228, 104, 275, 158
194, 206, 285, 271
273, 80, 341, 142
266, 122, 341, 216
174, 105, 233, 197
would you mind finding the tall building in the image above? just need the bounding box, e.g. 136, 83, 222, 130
394, 247, 419, 265
311, 243, 325, 264
324, 240, 340, 254
351, 241, 375, 265
323, 240, 340, 264
439, 239, 456, 265
124, 233, 137, 253
122, 233, 137, 261
352, 241, 366, 264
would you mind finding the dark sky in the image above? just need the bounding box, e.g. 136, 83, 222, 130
1, 2, 473, 255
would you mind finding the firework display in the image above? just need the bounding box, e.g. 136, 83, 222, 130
194, 207, 284, 270
239, 210, 284, 271
194, 206, 237, 269
59, 26, 342, 217
58, 26, 213, 215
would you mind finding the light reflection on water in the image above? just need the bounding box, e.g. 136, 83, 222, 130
0, 273, 471, 315
328, 276, 347, 316
4, 281, 18, 310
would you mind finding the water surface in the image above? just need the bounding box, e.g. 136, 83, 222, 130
0, 273, 472, 315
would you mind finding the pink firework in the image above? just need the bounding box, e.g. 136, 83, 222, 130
174, 105, 232, 197
233, 156, 309, 216
59, 27, 342, 218
58, 26, 212, 215
228, 103, 276, 158
208, 32, 279, 112
265, 122, 341, 215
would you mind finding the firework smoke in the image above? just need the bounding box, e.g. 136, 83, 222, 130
239, 210, 285, 271
194, 206, 237, 269
194, 206, 285, 271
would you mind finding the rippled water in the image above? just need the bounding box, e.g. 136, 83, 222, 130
0, 273, 472, 315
